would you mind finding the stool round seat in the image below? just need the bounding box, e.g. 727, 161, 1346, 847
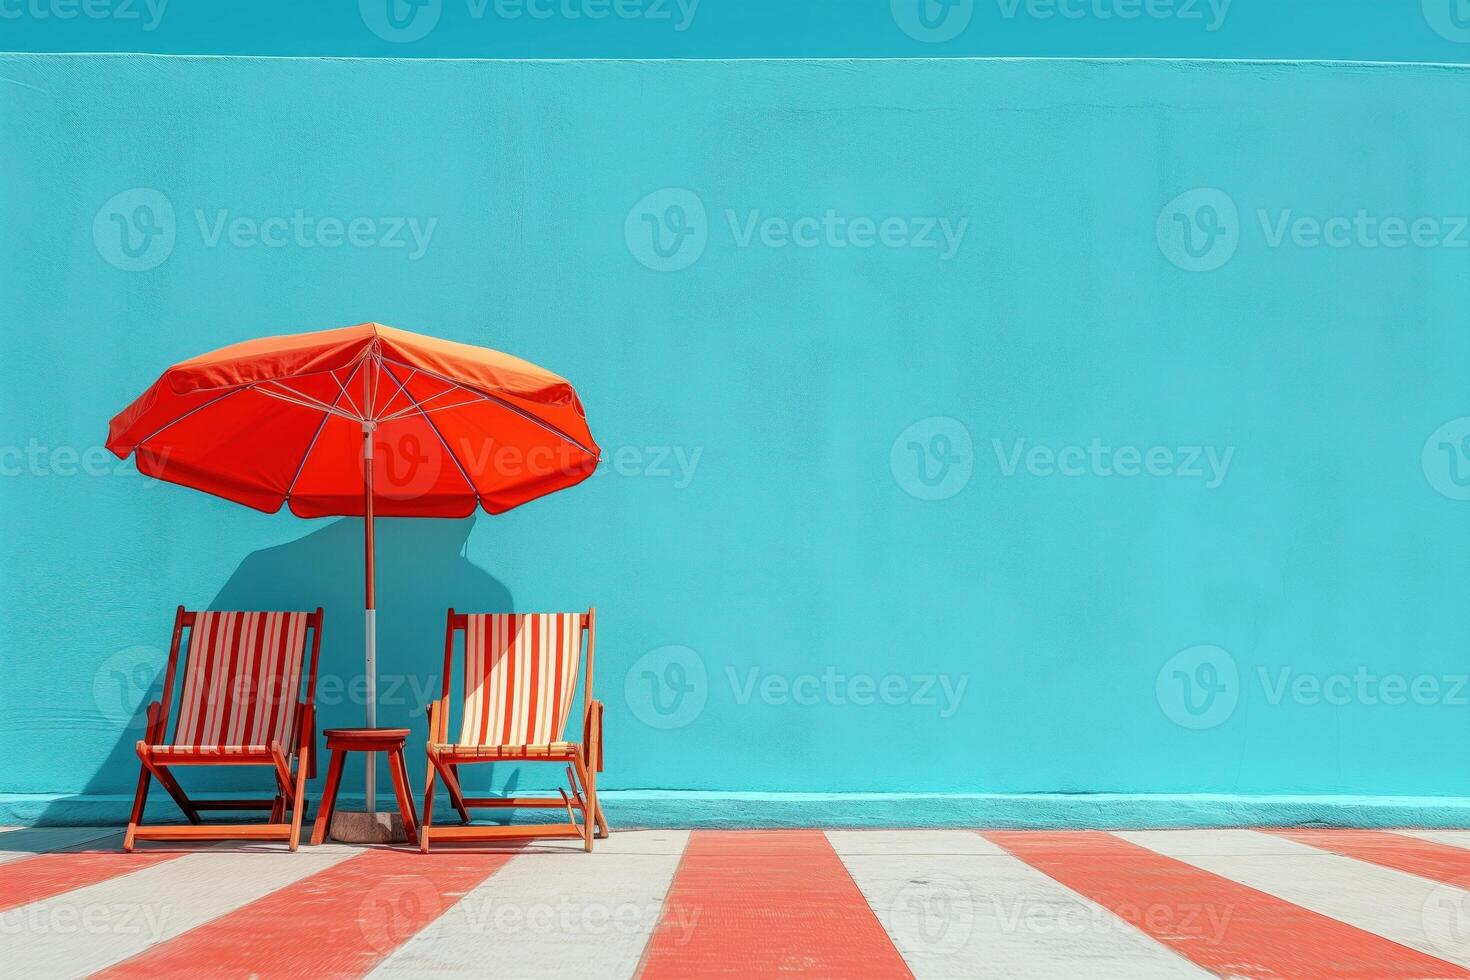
323, 727, 410, 750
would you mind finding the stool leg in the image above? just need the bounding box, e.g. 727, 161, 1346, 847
388, 749, 419, 845
311, 748, 347, 846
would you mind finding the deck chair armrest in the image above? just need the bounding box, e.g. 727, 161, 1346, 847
296, 701, 316, 777
143, 700, 165, 745
426, 700, 449, 744
584, 699, 605, 773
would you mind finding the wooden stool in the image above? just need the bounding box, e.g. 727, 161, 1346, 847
311, 728, 418, 846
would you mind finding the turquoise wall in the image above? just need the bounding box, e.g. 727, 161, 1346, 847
4, 54, 1470, 822
2, 0, 1470, 61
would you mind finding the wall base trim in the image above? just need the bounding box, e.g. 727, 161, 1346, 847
6, 792, 1470, 829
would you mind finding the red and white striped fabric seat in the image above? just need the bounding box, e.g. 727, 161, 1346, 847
440, 613, 584, 753
163, 611, 311, 754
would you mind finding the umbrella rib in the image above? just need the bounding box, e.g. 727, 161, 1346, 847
378, 359, 481, 503
373, 364, 419, 422
379, 354, 599, 459
128, 384, 252, 452
376, 383, 462, 421
282, 370, 358, 503
253, 384, 361, 421
377, 395, 487, 423
329, 359, 367, 421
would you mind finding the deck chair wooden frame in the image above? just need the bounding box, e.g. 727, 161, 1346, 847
422, 607, 607, 852
124, 606, 324, 852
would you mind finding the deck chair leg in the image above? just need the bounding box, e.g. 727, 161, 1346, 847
123, 763, 153, 852
312, 749, 347, 846
571, 755, 597, 853
448, 764, 471, 824
421, 752, 438, 854
289, 743, 310, 851
140, 755, 203, 825
417, 752, 438, 852
270, 767, 288, 823
594, 799, 610, 840
432, 756, 471, 825
389, 750, 419, 846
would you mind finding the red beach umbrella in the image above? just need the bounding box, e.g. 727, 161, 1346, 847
108, 322, 600, 808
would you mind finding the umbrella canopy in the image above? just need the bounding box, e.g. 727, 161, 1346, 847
108, 322, 600, 813
107, 322, 599, 515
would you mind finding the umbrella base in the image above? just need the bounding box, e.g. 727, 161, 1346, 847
329, 809, 408, 844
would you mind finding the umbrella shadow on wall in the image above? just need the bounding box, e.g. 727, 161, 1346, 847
70, 515, 527, 826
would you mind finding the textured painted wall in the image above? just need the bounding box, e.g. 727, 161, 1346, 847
0, 0, 1468, 61
3, 55, 1470, 818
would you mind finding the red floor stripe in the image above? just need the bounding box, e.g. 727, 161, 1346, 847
637, 830, 912, 979
96, 847, 518, 979
984, 830, 1470, 980
1268, 828, 1470, 889
0, 848, 183, 914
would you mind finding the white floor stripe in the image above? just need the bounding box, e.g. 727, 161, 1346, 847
0, 843, 362, 978
0, 828, 121, 864
1118, 830, 1470, 968
369, 830, 691, 980
827, 831, 1210, 979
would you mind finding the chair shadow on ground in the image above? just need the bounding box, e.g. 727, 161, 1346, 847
50, 514, 544, 833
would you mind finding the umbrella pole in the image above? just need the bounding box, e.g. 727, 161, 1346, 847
363, 421, 377, 815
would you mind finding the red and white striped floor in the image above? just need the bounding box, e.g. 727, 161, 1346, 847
5, 826, 1470, 977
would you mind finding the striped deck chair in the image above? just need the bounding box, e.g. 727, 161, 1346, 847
124, 606, 324, 852
422, 608, 607, 852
